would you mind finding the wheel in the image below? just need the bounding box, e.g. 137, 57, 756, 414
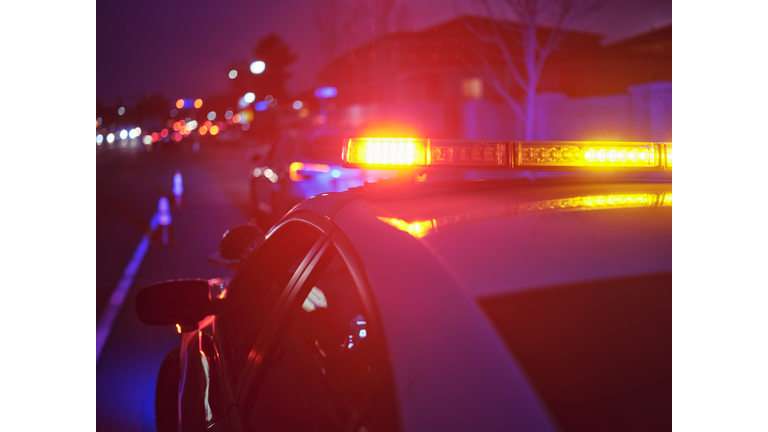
155, 347, 180, 432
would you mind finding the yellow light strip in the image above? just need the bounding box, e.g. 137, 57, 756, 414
516, 142, 659, 168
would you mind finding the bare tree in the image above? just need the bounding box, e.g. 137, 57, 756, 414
312, 0, 360, 61
466, 0, 607, 139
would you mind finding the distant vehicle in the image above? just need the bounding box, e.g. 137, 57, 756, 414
138, 138, 672, 432
249, 128, 396, 229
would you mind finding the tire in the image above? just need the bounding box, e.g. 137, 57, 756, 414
155, 347, 180, 432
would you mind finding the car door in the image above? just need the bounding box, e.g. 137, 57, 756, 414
180, 218, 330, 432
235, 227, 401, 432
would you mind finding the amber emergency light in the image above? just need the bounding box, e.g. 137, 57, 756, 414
341, 138, 672, 171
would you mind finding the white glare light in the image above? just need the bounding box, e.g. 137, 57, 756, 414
119, 130, 128, 140
292, 100, 303, 110
96, 135, 103, 145
107, 133, 115, 143
207, 111, 216, 121
142, 135, 152, 145
244, 92, 256, 103
229, 69, 238, 79
118, 106, 125, 115
250, 61, 265, 74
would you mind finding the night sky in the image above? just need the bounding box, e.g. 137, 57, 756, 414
96, 0, 671, 105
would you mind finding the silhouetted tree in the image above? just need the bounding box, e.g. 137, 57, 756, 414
229, 33, 298, 103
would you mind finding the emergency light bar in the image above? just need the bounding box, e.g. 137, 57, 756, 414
341, 138, 672, 171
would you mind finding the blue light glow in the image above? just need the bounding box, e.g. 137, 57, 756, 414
255, 101, 268, 111
331, 169, 341, 178
314, 87, 338, 98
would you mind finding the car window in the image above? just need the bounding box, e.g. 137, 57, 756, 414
246, 243, 394, 432
218, 221, 324, 384
478, 272, 671, 432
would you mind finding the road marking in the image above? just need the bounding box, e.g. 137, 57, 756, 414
96, 212, 159, 362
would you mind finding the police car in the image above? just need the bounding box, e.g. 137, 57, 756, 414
249, 128, 396, 229
137, 138, 672, 432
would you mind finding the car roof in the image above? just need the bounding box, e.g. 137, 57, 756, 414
296, 176, 671, 297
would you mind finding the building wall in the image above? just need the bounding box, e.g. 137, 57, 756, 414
461, 81, 671, 142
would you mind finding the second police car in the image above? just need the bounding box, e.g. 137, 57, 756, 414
137, 137, 672, 432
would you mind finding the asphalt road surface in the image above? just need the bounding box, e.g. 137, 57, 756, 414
96, 139, 256, 431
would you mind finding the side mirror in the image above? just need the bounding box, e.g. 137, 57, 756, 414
209, 223, 264, 270
135, 279, 215, 326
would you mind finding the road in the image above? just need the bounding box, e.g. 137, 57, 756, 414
96, 139, 255, 431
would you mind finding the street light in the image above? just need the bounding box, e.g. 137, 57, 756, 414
250, 61, 265, 74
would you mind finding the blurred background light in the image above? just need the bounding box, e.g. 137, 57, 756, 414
314, 87, 337, 98
187, 121, 197, 130
97, 117, 102, 126
170, 108, 178, 117
268, 98, 277, 107
242, 123, 250, 131
96, 134, 104, 145
233, 114, 241, 123
244, 92, 256, 103
119, 130, 128, 140
298, 108, 309, 117
160, 129, 169, 138
176, 99, 184, 109
292, 101, 303, 110
265, 95, 274, 103
207, 111, 216, 121
250, 60, 265, 74
194, 99, 203, 109
210, 125, 219, 135
118, 106, 125, 115
255, 101, 268, 111
142, 135, 152, 145
225, 110, 233, 119
229, 69, 238, 79
107, 133, 115, 144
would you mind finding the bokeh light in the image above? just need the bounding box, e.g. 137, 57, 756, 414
250, 61, 265, 74
119, 130, 128, 139
268, 98, 277, 107
255, 101, 268, 111
229, 70, 238, 79
225, 110, 233, 119
176, 99, 184, 109
107, 133, 115, 143
160, 129, 169, 138
244, 92, 256, 103
242, 123, 250, 131
142, 135, 152, 145
210, 125, 219, 135
292, 101, 303, 110
118, 107, 125, 115
170, 108, 178, 117
96, 135, 103, 145
97, 117, 102, 126
265, 95, 274, 103
207, 111, 216, 121
194, 99, 203, 109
